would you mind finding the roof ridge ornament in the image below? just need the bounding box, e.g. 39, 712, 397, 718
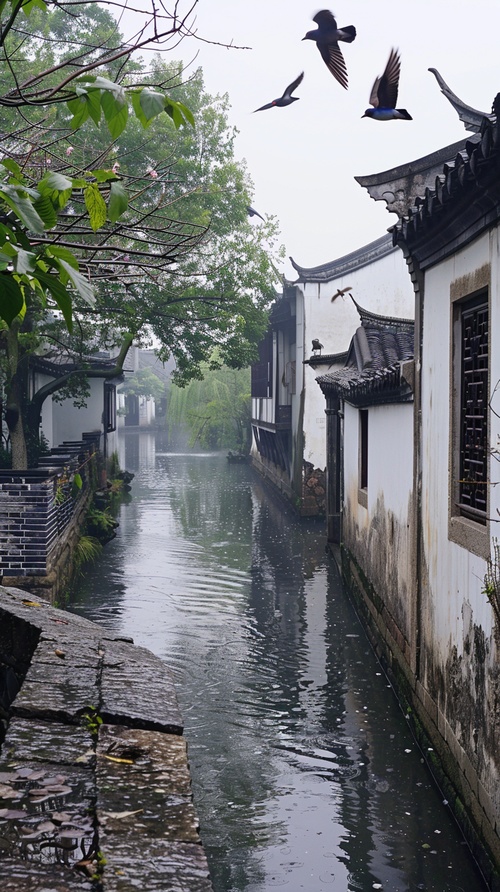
428, 68, 494, 133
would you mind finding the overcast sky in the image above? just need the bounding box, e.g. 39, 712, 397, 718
125, 1, 500, 278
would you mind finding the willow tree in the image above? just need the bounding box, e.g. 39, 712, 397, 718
168, 364, 252, 452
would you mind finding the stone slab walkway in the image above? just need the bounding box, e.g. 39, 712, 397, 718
0, 585, 214, 891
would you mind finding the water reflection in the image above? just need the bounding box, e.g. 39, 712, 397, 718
68, 431, 485, 892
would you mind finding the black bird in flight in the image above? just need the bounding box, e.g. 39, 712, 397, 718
331, 286, 352, 302
254, 72, 304, 112
302, 10, 356, 90
362, 49, 412, 121
247, 205, 265, 221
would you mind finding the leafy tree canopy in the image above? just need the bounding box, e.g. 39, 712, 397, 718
0, 1, 283, 468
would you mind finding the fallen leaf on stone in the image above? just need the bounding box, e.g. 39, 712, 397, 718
22, 599, 41, 607
75, 858, 96, 877
103, 755, 134, 765
50, 618, 69, 624
75, 750, 94, 765
101, 809, 144, 820
54, 649, 66, 659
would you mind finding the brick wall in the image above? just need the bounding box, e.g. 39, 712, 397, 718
0, 449, 95, 578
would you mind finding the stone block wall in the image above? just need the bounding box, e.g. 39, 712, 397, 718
302, 461, 326, 517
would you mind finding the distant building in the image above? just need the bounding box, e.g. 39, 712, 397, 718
117, 347, 174, 429
34, 350, 123, 461
250, 235, 413, 515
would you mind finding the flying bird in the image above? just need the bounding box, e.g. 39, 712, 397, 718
253, 72, 304, 112
302, 10, 356, 90
312, 339, 324, 353
247, 205, 265, 221
331, 286, 352, 302
362, 49, 412, 121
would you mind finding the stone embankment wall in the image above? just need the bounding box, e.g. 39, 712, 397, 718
302, 462, 326, 517
250, 454, 326, 517
0, 586, 213, 892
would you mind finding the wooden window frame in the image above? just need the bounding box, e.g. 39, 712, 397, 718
449, 268, 490, 558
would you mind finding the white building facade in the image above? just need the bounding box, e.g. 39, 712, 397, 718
251, 235, 414, 515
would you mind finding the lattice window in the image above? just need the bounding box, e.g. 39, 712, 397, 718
359, 409, 368, 491
251, 331, 273, 398
458, 295, 488, 522
104, 382, 117, 433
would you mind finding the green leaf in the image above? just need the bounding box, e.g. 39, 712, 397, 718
40, 171, 73, 192
1, 158, 22, 178
35, 270, 73, 332
175, 100, 195, 128
130, 90, 148, 128
101, 90, 129, 139
108, 181, 128, 223
74, 85, 102, 126
21, 0, 47, 14
0, 274, 24, 326
164, 100, 185, 129
48, 246, 79, 268
91, 169, 119, 184
66, 95, 90, 130
163, 98, 195, 130
33, 192, 57, 229
13, 246, 37, 275
139, 88, 166, 123
57, 258, 95, 305
71, 473, 83, 496
0, 186, 45, 233
84, 184, 107, 231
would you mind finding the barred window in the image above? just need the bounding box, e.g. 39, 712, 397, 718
251, 331, 273, 398
104, 382, 117, 433
458, 294, 488, 523
359, 409, 368, 491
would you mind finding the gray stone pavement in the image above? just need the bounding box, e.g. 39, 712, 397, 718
0, 585, 214, 891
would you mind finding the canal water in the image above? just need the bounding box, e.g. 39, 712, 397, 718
67, 431, 486, 892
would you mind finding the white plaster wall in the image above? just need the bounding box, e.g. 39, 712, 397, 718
303, 245, 414, 469
40, 378, 104, 448
343, 399, 414, 638
421, 230, 497, 664
343, 401, 413, 529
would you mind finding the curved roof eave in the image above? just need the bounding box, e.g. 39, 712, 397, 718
290, 233, 397, 283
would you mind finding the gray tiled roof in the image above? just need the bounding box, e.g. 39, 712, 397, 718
317, 302, 414, 405
392, 111, 500, 266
